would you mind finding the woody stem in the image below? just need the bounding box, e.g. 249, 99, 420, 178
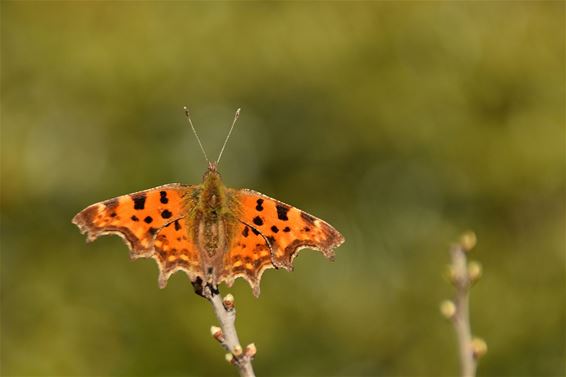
450, 244, 476, 377
195, 282, 256, 377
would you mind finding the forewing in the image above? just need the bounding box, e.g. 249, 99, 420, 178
231, 189, 345, 270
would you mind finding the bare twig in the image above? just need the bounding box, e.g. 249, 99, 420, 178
450, 242, 476, 377
193, 281, 256, 377
440, 231, 487, 377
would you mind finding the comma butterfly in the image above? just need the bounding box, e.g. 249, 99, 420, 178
72, 108, 345, 297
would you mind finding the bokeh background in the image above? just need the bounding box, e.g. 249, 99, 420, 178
1, 2, 564, 376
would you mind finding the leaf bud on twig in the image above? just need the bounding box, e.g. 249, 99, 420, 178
223, 293, 235, 311
471, 337, 488, 359
233, 344, 243, 357
440, 300, 457, 320
468, 261, 482, 283
245, 343, 257, 358
210, 325, 224, 342
459, 231, 477, 252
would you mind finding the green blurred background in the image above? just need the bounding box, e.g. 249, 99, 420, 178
1, 2, 564, 376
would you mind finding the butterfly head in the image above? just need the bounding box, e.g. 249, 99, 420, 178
203, 161, 221, 182
208, 161, 218, 172
201, 162, 226, 215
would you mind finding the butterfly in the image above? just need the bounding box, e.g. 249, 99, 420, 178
72, 108, 345, 297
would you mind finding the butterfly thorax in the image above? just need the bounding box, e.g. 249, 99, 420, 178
200, 169, 225, 217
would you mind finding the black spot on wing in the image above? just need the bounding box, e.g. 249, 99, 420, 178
149, 227, 157, 235
174, 220, 181, 231
131, 215, 139, 222
242, 226, 249, 237
251, 227, 260, 236
283, 226, 291, 232
132, 193, 146, 210
160, 191, 169, 204
253, 216, 264, 226
266, 235, 275, 246
255, 199, 264, 211
144, 216, 153, 224
271, 225, 279, 233
276, 204, 290, 221
161, 210, 172, 219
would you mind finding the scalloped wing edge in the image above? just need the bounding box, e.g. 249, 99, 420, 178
73, 213, 203, 287
218, 221, 278, 297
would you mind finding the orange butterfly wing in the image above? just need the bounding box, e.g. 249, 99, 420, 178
230, 189, 345, 272
72, 184, 202, 286
218, 221, 274, 297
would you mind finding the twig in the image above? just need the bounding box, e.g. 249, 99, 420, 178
193, 280, 256, 377
440, 231, 487, 377
450, 242, 476, 377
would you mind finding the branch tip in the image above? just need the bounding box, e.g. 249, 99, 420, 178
444, 230, 484, 377
459, 230, 477, 252
198, 284, 256, 376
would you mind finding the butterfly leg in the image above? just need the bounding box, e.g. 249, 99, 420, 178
192, 277, 220, 298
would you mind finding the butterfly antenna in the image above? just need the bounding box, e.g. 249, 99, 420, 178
216, 108, 241, 165
184, 106, 210, 164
